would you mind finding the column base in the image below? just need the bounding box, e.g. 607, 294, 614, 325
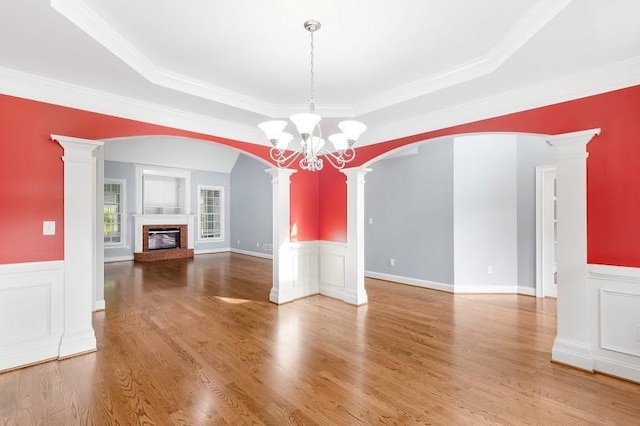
58, 329, 97, 358
551, 337, 594, 372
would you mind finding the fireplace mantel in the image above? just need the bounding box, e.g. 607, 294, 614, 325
133, 214, 196, 253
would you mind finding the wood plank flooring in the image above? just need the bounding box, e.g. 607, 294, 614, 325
1, 253, 639, 425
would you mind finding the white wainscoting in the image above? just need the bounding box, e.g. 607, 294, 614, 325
588, 264, 640, 383
319, 241, 347, 301
289, 242, 319, 300
0, 261, 64, 372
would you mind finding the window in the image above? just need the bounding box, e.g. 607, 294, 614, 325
104, 180, 126, 245
199, 186, 223, 240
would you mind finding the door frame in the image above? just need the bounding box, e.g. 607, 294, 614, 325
535, 164, 557, 297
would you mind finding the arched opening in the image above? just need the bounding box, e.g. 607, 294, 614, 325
96, 135, 275, 308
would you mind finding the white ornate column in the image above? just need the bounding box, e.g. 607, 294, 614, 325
52, 134, 104, 358
266, 168, 297, 304
546, 128, 600, 371
341, 167, 372, 306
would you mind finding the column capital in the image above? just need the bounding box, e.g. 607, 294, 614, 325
340, 167, 372, 183
265, 168, 297, 184
51, 134, 104, 159
546, 128, 600, 161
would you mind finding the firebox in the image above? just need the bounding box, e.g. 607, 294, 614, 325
148, 227, 180, 250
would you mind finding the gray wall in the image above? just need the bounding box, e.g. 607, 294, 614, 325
191, 170, 231, 252
104, 161, 137, 260
364, 134, 552, 290
517, 135, 554, 287
230, 154, 273, 256
365, 140, 455, 284
453, 135, 518, 287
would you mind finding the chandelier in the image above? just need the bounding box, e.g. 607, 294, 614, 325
258, 20, 367, 172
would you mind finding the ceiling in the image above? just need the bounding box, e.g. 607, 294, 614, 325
1, 0, 640, 146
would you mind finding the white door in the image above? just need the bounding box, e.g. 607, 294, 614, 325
536, 165, 557, 298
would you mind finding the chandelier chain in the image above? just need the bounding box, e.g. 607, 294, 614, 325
309, 29, 315, 113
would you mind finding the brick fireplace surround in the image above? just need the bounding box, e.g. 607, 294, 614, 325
134, 224, 194, 262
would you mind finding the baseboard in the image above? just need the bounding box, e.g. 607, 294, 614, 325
230, 248, 273, 260
552, 337, 594, 372
454, 285, 533, 295
104, 255, 134, 263
365, 271, 454, 293
365, 271, 535, 296
194, 247, 231, 255
93, 299, 105, 311
517, 286, 536, 296
58, 330, 97, 358
593, 356, 640, 384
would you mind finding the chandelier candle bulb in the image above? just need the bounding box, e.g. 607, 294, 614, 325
257, 20, 366, 171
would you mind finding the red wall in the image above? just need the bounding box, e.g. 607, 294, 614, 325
4, 84, 640, 266
0, 94, 319, 264
318, 85, 640, 267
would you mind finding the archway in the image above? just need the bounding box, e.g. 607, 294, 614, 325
341, 128, 600, 373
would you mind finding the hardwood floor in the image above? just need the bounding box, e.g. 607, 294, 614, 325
1, 253, 639, 425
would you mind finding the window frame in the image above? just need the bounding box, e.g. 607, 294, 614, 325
198, 185, 224, 242
104, 178, 127, 248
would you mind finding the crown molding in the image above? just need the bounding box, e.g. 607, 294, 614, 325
50, 0, 282, 117
353, 0, 573, 115
51, 0, 570, 118
360, 54, 640, 147
0, 66, 264, 145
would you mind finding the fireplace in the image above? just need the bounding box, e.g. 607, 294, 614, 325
134, 223, 193, 262
148, 227, 180, 250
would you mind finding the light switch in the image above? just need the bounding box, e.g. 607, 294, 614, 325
43, 221, 56, 235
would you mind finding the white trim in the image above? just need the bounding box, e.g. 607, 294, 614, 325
50, 0, 570, 118
0, 66, 263, 145
552, 337, 594, 371
52, 135, 102, 359
104, 255, 134, 263
354, 0, 573, 115
197, 185, 225, 242
103, 178, 127, 247
361, 56, 640, 147
195, 247, 232, 255
455, 285, 533, 295
588, 264, 640, 282
93, 300, 105, 312
229, 248, 273, 260
365, 271, 536, 295
0, 260, 64, 372
592, 356, 640, 384
535, 165, 557, 298
365, 271, 454, 293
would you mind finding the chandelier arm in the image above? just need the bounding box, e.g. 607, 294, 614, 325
270, 148, 303, 168
318, 147, 356, 167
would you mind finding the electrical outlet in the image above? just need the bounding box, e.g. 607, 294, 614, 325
368, 217, 374, 225
263, 243, 273, 252
487, 266, 493, 274
237, 239, 240, 245
389, 258, 395, 266
43, 221, 56, 235
257, 242, 260, 248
